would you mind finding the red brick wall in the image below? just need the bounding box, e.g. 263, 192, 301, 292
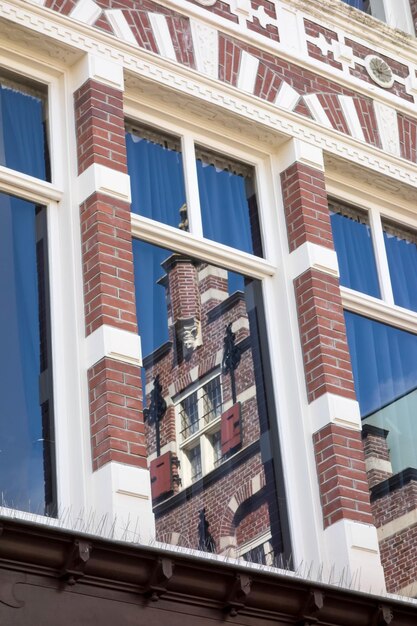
280, 162, 333, 252
314, 424, 373, 528
89, 357, 147, 470
295, 269, 355, 403
80, 192, 137, 337
74, 80, 127, 176
410, 0, 417, 31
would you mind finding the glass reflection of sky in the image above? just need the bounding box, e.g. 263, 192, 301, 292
126, 133, 186, 228
346, 312, 417, 474
0, 194, 47, 513
330, 210, 380, 298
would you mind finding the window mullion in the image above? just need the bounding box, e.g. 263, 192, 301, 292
369, 207, 394, 305
181, 133, 203, 238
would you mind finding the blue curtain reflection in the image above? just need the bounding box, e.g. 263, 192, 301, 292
0, 84, 46, 180
197, 159, 255, 255
384, 226, 417, 313
126, 132, 186, 228
342, 0, 364, 8
345, 311, 417, 473
0, 194, 47, 512
330, 209, 380, 297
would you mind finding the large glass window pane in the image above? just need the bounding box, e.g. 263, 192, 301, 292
126, 124, 187, 228
0, 193, 56, 515
133, 241, 290, 565
329, 201, 380, 297
345, 311, 417, 477
0, 78, 48, 181
196, 146, 263, 256
383, 220, 417, 313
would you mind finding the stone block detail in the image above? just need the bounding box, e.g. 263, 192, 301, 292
295, 269, 355, 403
281, 162, 332, 252
74, 79, 127, 175
314, 423, 373, 528
89, 357, 146, 471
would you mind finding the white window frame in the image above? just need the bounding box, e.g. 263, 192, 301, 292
0, 50, 89, 524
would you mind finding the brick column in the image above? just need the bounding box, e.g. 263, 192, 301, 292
279, 138, 384, 590
73, 53, 154, 541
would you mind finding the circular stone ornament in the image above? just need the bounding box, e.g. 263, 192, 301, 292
364, 55, 394, 88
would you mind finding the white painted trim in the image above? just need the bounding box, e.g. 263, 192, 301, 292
368, 205, 394, 305
77, 163, 131, 204
310, 393, 361, 433
105, 9, 138, 46
70, 0, 102, 26
131, 214, 277, 279
289, 241, 339, 280
0, 165, 62, 204
338, 95, 365, 142
72, 52, 124, 91
278, 137, 324, 172
85, 325, 143, 369
148, 13, 177, 62
303, 94, 332, 129
181, 132, 203, 238
237, 50, 259, 94
274, 82, 300, 112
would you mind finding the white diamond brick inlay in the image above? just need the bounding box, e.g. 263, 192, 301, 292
148, 13, 177, 62
237, 50, 259, 94
70, 0, 102, 25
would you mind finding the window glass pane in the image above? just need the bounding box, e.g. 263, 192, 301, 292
196, 146, 263, 256
345, 311, 417, 478
383, 220, 417, 312
329, 201, 380, 297
126, 124, 186, 228
133, 241, 290, 564
0, 79, 48, 181
0, 193, 56, 514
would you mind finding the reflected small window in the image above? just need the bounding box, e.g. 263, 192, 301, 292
329, 200, 380, 297
126, 123, 186, 228
188, 445, 202, 482
383, 220, 417, 312
196, 145, 263, 256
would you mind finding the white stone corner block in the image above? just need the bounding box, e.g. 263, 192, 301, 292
405, 73, 417, 97
237, 51, 259, 94
91, 462, 155, 543
289, 241, 339, 280
278, 138, 324, 173
324, 519, 385, 594
373, 101, 401, 157
86, 325, 142, 369
78, 163, 131, 204
309, 393, 361, 433
105, 9, 138, 46
274, 81, 300, 112
70, 0, 102, 26
332, 42, 354, 66
303, 94, 333, 129
338, 95, 365, 142
72, 53, 124, 92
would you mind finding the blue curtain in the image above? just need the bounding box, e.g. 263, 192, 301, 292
197, 160, 254, 255
342, 0, 363, 8
330, 210, 380, 297
126, 133, 186, 228
384, 229, 417, 313
345, 312, 417, 473
0, 193, 45, 512
0, 85, 46, 180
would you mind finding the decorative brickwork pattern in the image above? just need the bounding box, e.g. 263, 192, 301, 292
80, 192, 137, 336
314, 424, 373, 528
362, 427, 392, 488
398, 113, 417, 163
74, 80, 127, 175
89, 357, 146, 471
281, 162, 332, 253
295, 269, 355, 403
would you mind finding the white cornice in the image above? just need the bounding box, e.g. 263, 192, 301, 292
4, 0, 417, 197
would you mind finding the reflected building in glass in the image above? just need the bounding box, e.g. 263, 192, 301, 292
134, 241, 288, 565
